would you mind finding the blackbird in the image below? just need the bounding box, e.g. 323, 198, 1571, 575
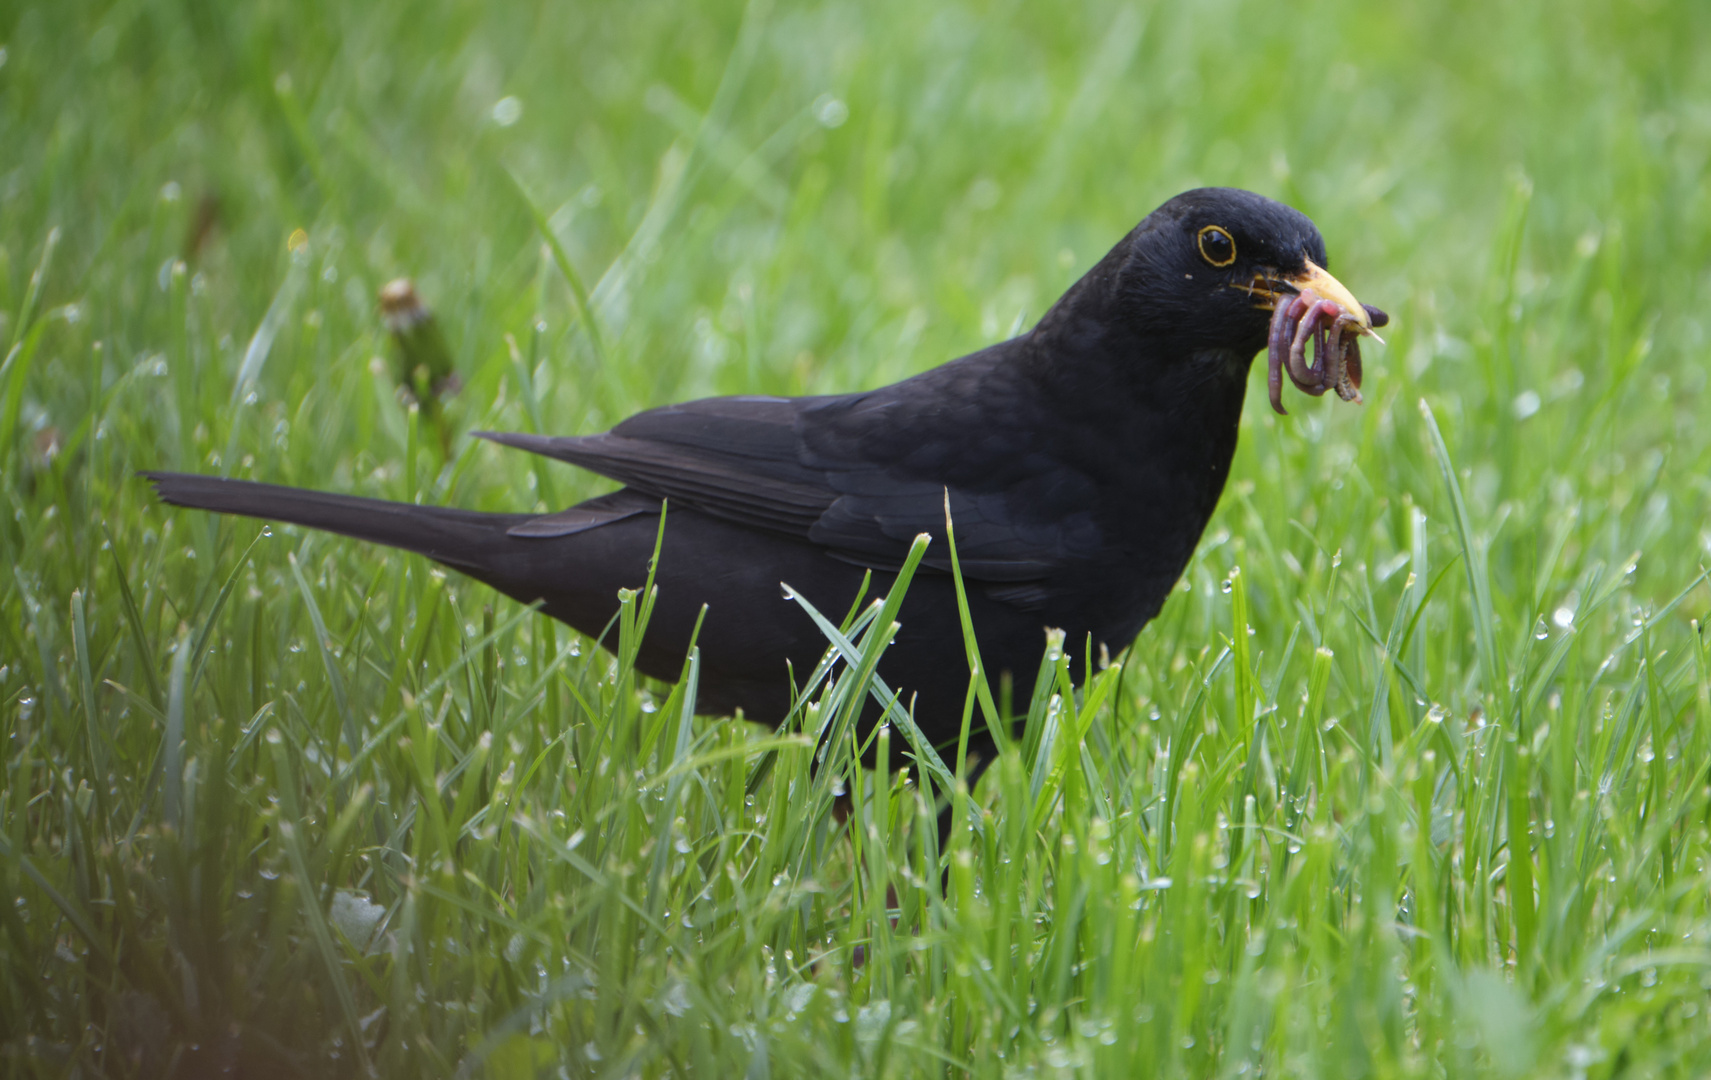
146, 187, 1385, 767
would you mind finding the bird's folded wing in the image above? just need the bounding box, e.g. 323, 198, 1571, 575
505, 489, 661, 537
477, 389, 1100, 596
478, 396, 835, 535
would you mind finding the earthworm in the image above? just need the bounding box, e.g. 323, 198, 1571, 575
1265, 290, 1367, 415
1267, 296, 1293, 414
1289, 297, 1337, 393
1339, 337, 1363, 402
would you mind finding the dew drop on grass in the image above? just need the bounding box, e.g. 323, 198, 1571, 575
813, 94, 849, 128
491, 96, 523, 127
261, 525, 272, 537
1534, 617, 1549, 640
1221, 579, 1233, 594
1425, 705, 1446, 724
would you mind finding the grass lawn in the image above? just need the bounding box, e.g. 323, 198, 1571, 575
6, 0, 1711, 1075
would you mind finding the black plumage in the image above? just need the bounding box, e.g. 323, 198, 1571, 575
145, 187, 1384, 766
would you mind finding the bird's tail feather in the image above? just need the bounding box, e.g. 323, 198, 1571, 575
141, 471, 532, 574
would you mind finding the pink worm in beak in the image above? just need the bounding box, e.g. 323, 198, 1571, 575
1266, 291, 1366, 416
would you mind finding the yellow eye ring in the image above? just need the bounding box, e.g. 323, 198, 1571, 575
1197, 225, 1237, 268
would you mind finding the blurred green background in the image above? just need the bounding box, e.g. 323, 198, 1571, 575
6, 0, 1711, 1076
7, 0, 1710, 548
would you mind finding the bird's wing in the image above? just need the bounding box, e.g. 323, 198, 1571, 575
478, 356, 1104, 598
478, 395, 836, 535
795, 387, 1103, 586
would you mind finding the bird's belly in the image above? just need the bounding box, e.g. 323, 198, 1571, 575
489, 507, 1062, 748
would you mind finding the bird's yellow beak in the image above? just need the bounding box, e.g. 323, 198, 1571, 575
1283, 260, 1380, 338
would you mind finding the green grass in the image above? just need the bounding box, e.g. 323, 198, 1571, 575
5, 0, 1711, 1075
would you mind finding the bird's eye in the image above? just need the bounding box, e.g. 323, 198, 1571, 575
1197, 225, 1237, 268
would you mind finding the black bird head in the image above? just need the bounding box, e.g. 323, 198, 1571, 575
1037, 188, 1386, 414
1120, 187, 1382, 355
